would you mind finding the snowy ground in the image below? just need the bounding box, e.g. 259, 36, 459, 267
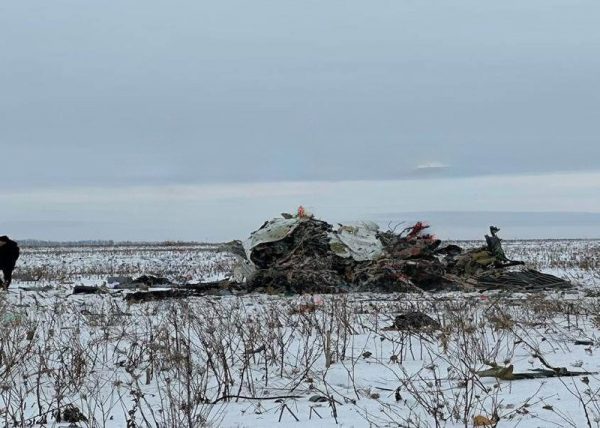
1, 240, 599, 427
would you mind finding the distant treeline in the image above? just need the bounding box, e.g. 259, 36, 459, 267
17, 238, 594, 249
18, 240, 221, 248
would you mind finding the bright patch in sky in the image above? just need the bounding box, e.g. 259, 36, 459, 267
415, 162, 449, 170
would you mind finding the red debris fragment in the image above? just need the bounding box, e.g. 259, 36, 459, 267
407, 221, 430, 240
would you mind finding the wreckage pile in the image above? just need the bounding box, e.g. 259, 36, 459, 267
233, 209, 572, 294
97, 209, 572, 302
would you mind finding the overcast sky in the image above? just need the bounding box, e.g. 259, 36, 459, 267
1, 0, 599, 240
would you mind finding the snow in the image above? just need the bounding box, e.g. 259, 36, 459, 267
1, 240, 599, 427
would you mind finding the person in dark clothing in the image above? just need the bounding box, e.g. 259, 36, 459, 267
0, 236, 20, 289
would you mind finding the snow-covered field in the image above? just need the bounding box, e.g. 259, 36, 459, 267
1, 240, 599, 427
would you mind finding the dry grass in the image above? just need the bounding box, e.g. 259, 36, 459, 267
1, 241, 599, 427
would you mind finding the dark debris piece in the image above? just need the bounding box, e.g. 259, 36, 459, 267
131, 275, 170, 286
72, 285, 105, 295
125, 280, 235, 303
473, 269, 572, 291
54, 404, 87, 423
391, 311, 441, 331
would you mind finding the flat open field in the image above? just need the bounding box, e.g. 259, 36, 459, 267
1, 240, 599, 427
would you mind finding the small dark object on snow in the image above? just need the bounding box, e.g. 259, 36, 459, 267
391, 311, 441, 331
131, 275, 170, 286
395, 387, 402, 402
0, 236, 20, 288
72, 285, 105, 295
54, 404, 87, 423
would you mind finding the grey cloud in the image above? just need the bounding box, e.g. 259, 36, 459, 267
1, 0, 599, 190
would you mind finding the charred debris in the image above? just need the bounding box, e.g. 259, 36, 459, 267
114, 208, 572, 302
235, 210, 570, 295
